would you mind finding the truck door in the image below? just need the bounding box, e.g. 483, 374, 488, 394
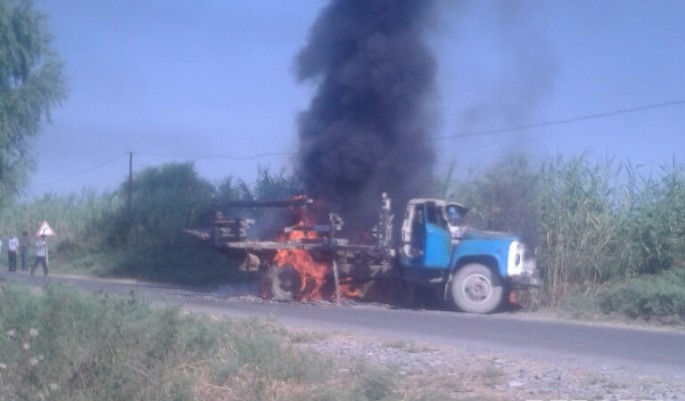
400, 203, 427, 267
423, 202, 451, 268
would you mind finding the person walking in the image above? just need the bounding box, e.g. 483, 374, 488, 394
20, 231, 29, 271
30, 235, 48, 276
7, 234, 18, 272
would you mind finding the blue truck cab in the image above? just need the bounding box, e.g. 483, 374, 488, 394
399, 199, 538, 313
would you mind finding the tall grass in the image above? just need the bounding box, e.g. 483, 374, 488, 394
0, 283, 443, 401
447, 153, 539, 246
4, 157, 685, 319
448, 153, 685, 315
1, 164, 304, 283
0, 190, 118, 242
0, 190, 121, 272
536, 155, 620, 305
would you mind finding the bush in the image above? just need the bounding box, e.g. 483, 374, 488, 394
449, 153, 685, 312
1, 282, 446, 401
597, 269, 685, 323
0, 283, 194, 401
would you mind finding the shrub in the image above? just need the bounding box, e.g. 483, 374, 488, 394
0, 282, 437, 401
0, 284, 193, 401
597, 269, 685, 322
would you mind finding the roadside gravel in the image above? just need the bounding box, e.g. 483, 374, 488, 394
206, 285, 685, 401
6, 274, 682, 400
293, 328, 685, 401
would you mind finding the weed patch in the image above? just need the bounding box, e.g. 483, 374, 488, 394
0, 283, 437, 401
598, 270, 685, 323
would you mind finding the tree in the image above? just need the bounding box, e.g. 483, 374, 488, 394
113, 162, 215, 248
0, 0, 65, 203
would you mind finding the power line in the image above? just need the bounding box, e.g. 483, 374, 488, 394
135, 151, 292, 161
31, 98, 685, 189
32, 153, 129, 189
432, 99, 685, 141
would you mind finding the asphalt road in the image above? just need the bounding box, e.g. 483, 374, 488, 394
3, 271, 684, 376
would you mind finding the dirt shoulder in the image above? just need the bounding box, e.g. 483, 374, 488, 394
291, 328, 684, 401
4, 272, 683, 400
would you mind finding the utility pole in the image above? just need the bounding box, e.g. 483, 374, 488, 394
127, 152, 133, 226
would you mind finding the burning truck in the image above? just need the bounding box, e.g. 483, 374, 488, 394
186, 194, 539, 314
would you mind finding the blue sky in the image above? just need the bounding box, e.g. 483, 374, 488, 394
28, 0, 685, 197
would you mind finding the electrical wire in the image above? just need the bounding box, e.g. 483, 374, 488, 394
32, 153, 129, 189
432, 99, 685, 141
33, 98, 685, 188
135, 151, 292, 161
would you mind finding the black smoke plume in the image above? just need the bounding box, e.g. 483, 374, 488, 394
295, 0, 437, 231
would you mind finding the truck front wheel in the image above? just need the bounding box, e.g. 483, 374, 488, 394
450, 263, 503, 314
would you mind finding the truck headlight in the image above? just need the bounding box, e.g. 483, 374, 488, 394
507, 241, 525, 276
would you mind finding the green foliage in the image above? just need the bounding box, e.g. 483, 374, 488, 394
556, 293, 602, 319
6, 149, 685, 322
448, 153, 685, 311
0, 189, 118, 272
536, 155, 620, 305
615, 160, 685, 277
106, 240, 251, 285
215, 175, 252, 203
449, 152, 539, 245
85, 163, 307, 283
597, 269, 685, 322
0, 164, 306, 284
349, 362, 399, 401
0, 0, 66, 204
94, 162, 229, 282
114, 162, 215, 248
0, 283, 193, 401
0, 284, 433, 401
253, 167, 302, 200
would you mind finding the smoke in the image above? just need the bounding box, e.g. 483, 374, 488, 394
295, 0, 437, 228
454, 1, 557, 161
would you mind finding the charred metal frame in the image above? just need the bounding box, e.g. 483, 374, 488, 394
184, 196, 397, 281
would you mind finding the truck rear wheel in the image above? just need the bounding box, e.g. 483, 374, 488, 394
266, 265, 301, 301
451, 263, 503, 314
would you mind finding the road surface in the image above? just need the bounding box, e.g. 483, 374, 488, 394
3, 271, 684, 377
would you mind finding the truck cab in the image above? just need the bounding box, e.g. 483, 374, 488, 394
399, 199, 538, 313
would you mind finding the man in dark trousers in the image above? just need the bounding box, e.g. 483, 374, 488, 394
30, 234, 48, 276
7, 234, 18, 272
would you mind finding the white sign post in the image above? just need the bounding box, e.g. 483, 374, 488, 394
36, 221, 55, 237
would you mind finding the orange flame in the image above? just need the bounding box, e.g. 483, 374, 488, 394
338, 281, 362, 298
271, 195, 362, 301
273, 223, 328, 301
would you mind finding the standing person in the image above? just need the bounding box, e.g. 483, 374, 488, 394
7, 234, 18, 272
20, 231, 29, 271
30, 235, 48, 276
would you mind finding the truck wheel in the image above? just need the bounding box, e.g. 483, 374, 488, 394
451, 263, 503, 314
267, 265, 301, 301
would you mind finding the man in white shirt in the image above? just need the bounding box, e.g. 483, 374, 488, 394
7, 234, 18, 272
30, 235, 48, 276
